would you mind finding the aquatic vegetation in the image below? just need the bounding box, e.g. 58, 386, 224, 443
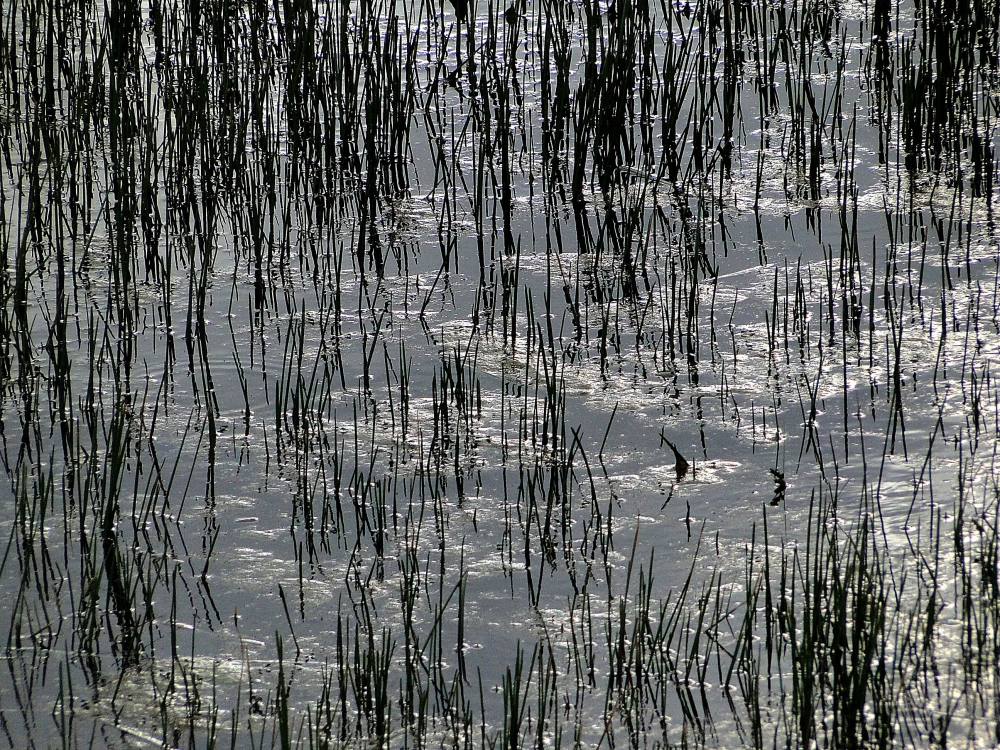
2, 0, 1000, 747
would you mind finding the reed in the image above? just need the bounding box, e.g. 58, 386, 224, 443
3, 0, 1000, 747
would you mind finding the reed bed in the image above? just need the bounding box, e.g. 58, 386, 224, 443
1, 0, 1000, 747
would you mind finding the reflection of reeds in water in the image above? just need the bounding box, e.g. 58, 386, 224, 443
2, 0, 1000, 746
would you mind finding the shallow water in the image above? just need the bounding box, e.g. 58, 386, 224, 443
2, 0, 1000, 747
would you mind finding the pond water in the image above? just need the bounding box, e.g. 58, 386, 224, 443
2, 0, 1000, 747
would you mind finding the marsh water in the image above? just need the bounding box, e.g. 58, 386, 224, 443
2, 0, 1000, 747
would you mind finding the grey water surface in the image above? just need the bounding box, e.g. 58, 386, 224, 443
2, 0, 1000, 747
